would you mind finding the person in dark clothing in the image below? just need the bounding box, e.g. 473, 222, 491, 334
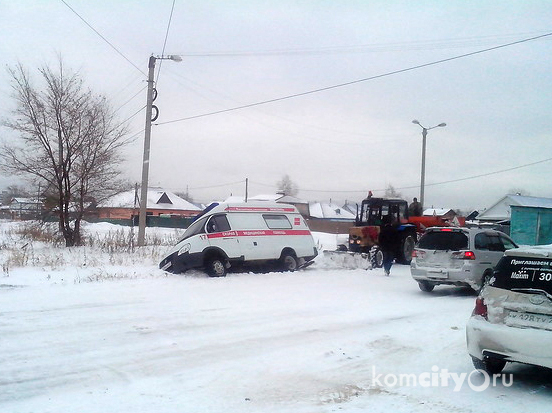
408, 197, 422, 217
378, 215, 398, 276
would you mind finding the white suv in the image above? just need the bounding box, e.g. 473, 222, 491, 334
410, 227, 517, 292
466, 246, 552, 374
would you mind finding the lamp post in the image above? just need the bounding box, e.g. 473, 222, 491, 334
138, 54, 182, 247
412, 119, 446, 211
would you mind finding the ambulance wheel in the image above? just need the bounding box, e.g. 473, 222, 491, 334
280, 252, 298, 272
206, 256, 227, 277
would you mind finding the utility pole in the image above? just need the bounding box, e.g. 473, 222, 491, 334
420, 127, 428, 210
412, 120, 446, 211
137, 55, 182, 246
137, 56, 156, 246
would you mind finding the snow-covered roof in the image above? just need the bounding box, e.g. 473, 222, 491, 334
478, 194, 552, 221
222, 196, 246, 203
277, 195, 308, 204
308, 201, 355, 220
423, 208, 454, 217
248, 194, 284, 202
341, 202, 359, 215
99, 188, 201, 211
11, 198, 41, 204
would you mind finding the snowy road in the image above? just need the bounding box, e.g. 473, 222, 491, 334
1, 264, 551, 413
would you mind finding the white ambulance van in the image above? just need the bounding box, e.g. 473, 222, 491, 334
159, 202, 318, 276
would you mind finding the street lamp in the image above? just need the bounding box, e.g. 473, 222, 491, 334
137, 55, 182, 247
412, 119, 446, 211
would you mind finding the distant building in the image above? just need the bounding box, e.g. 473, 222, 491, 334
7, 197, 45, 220
476, 194, 552, 245
510, 204, 552, 245
422, 208, 458, 221
309, 201, 356, 220
306, 201, 355, 234
246, 193, 310, 217
96, 188, 201, 220
477, 194, 552, 223
341, 201, 359, 216
247, 194, 283, 202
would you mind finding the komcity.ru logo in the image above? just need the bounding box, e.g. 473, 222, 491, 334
371, 365, 513, 392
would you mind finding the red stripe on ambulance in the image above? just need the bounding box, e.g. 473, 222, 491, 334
207, 229, 311, 239
224, 206, 296, 213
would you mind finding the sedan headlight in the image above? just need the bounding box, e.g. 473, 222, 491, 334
178, 243, 191, 256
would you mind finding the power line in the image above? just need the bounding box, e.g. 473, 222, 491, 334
60, 0, 146, 76
168, 156, 552, 196
177, 31, 549, 57
155, 0, 177, 84
163, 156, 552, 197
114, 85, 147, 113
189, 180, 246, 190
156, 32, 552, 126
410, 157, 552, 189
295, 157, 552, 194
114, 106, 146, 131
163, 67, 413, 143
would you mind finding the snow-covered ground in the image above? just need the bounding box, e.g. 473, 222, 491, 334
1, 222, 551, 413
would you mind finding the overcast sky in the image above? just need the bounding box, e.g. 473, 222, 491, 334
1, 0, 551, 211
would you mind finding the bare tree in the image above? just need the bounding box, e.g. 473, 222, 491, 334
384, 184, 402, 199
1, 60, 130, 246
508, 188, 531, 196
276, 174, 298, 197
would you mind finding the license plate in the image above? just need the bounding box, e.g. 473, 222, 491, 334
427, 270, 448, 279
505, 311, 552, 331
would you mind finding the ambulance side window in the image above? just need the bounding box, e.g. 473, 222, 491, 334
263, 214, 292, 229
207, 214, 231, 233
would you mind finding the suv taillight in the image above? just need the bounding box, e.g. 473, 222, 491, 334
472, 297, 488, 319
451, 251, 476, 260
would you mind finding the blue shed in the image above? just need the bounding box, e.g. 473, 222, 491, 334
510, 205, 552, 246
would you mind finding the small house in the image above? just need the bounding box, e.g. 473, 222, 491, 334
97, 188, 201, 220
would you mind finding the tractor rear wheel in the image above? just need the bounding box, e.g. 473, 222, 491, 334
397, 235, 416, 264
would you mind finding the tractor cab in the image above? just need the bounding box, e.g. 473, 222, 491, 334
357, 197, 409, 226
348, 197, 416, 264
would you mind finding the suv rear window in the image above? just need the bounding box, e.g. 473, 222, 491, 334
492, 256, 552, 295
417, 231, 468, 251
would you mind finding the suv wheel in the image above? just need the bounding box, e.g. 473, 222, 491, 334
471, 356, 506, 374
418, 281, 435, 292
